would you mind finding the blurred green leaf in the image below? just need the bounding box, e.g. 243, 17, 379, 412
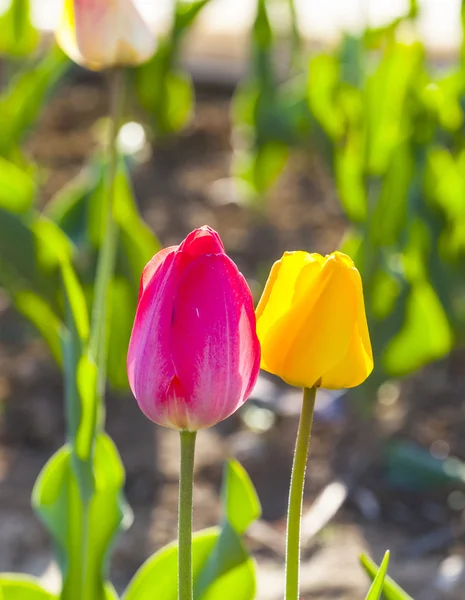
0, 0, 39, 57
222, 460, 261, 535
135, 0, 211, 137
173, 1, 212, 41
370, 142, 413, 245
0, 209, 69, 313
365, 42, 422, 175
361, 553, 413, 600
0, 45, 69, 156
307, 54, 345, 140
0, 575, 56, 599
15, 290, 62, 362
0, 156, 35, 213
335, 141, 367, 222
364, 551, 390, 600
383, 280, 453, 375
46, 156, 159, 391
33, 434, 131, 600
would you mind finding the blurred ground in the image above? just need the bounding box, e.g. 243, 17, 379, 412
0, 76, 465, 599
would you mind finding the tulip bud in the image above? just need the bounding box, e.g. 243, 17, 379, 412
127, 226, 261, 431
57, 0, 156, 70
256, 251, 373, 389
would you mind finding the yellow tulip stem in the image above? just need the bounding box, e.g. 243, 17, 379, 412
285, 386, 317, 600
178, 430, 197, 600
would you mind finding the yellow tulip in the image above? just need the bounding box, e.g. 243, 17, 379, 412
56, 0, 156, 71
256, 251, 373, 389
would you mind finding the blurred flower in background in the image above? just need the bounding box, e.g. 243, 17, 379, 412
56, 0, 157, 70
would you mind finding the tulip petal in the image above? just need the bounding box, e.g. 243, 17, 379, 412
127, 251, 183, 425
320, 266, 373, 388
57, 0, 156, 70
257, 251, 324, 378
178, 225, 225, 258
170, 254, 260, 430
258, 253, 358, 388
139, 246, 178, 300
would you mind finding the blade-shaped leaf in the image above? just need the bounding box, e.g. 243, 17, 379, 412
364, 551, 390, 600
361, 553, 413, 600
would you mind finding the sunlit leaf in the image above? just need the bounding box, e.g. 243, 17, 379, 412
0, 574, 56, 599
361, 553, 413, 600
0, 0, 39, 57
0, 45, 69, 156
0, 156, 35, 213
364, 551, 390, 600
383, 280, 453, 375
222, 460, 261, 535
32, 434, 131, 600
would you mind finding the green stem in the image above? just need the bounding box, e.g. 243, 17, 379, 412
285, 386, 317, 600
89, 67, 125, 397
178, 430, 197, 600
78, 67, 124, 598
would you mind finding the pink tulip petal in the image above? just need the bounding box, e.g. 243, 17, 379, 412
127, 251, 185, 426
169, 254, 260, 430
139, 246, 178, 300
178, 225, 225, 259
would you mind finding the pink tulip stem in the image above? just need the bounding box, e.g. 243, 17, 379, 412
89, 67, 125, 395
285, 386, 317, 600
178, 430, 197, 600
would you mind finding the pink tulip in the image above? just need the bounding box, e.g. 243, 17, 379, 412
127, 226, 261, 431
57, 0, 156, 70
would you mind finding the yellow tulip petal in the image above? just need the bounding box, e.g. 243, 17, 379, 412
256, 252, 324, 376
278, 254, 358, 387
320, 267, 373, 388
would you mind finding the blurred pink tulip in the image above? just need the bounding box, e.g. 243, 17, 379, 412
56, 0, 156, 70
127, 226, 261, 431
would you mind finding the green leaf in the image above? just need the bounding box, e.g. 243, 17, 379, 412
124, 460, 259, 600
195, 460, 259, 598
0, 209, 68, 314
123, 528, 255, 600
364, 551, 390, 600
32, 434, 132, 600
123, 529, 219, 600
307, 53, 345, 140
0, 45, 69, 156
335, 141, 367, 222
173, 1, 212, 38
47, 156, 159, 391
14, 290, 62, 363
0, 156, 35, 213
194, 522, 256, 600
0, 574, 56, 599
383, 280, 453, 375
222, 460, 261, 534
361, 553, 413, 600
0, 0, 39, 57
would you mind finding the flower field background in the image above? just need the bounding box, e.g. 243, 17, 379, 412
0, 1, 465, 599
